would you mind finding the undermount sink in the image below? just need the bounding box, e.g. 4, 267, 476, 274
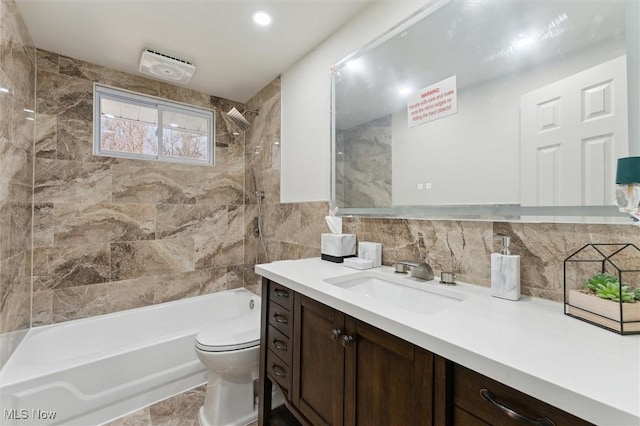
323, 270, 466, 315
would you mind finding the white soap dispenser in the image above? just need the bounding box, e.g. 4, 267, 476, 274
491, 235, 520, 301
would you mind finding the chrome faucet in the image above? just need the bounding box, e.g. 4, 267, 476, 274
394, 260, 434, 281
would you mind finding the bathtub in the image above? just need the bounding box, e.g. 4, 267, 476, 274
0, 288, 260, 426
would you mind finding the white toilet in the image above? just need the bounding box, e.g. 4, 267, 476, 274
195, 311, 261, 426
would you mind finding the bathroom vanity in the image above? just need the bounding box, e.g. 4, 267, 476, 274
256, 258, 640, 426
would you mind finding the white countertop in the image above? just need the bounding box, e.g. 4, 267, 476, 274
256, 258, 640, 426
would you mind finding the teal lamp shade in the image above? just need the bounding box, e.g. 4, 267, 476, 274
615, 157, 640, 222
616, 156, 640, 184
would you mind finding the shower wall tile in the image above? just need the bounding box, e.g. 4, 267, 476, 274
30, 49, 251, 325
51, 278, 155, 322
110, 238, 195, 281
36, 70, 93, 121
54, 202, 156, 246
33, 202, 54, 247
34, 113, 57, 158
0, 0, 35, 368
36, 49, 59, 73
32, 243, 111, 291
31, 290, 53, 326
59, 54, 159, 96
34, 158, 112, 203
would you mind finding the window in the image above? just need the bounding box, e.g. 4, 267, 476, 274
93, 84, 214, 165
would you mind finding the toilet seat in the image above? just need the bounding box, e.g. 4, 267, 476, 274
195, 312, 260, 352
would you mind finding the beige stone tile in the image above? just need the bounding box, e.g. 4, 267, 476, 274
1, 141, 33, 201
36, 49, 59, 73
148, 386, 205, 426
59, 54, 159, 96
34, 158, 112, 204
52, 278, 155, 322
33, 203, 54, 247
54, 202, 156, 246
110, 238, 195, 281
0, 252, 31, 333
33, 243, 110, 291
111, 164, 201, 204
495, 222, 640, 300
32, 290, 53, 326
193, 238, 244, 270
56, 116, 94, 162
105, 407, 152, 426
35, 113, 57, 158
156, 204, 227, 240
194, 172, 244, 206
152, 268, 229, 304
36, 70, 93, 121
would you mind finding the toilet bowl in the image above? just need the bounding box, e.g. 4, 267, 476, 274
195, 312, 261, 426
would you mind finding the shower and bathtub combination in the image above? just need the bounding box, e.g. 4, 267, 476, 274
0, 288, 265, 426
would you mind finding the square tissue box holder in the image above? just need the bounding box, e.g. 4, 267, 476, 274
321, 234, 356, 263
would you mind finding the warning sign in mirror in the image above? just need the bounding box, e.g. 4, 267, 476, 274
407, 76, 457, 128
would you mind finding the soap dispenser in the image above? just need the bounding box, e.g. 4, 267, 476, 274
491, 235, 520, 301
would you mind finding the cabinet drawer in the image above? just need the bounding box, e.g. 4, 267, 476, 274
453, 365, 593, 426
268, 301, 292, 337
267, 349, 291, 393
268, 281, 293, 310
267, 325, 292, 366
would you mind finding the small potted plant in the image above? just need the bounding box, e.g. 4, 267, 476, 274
567, 272, 640, 333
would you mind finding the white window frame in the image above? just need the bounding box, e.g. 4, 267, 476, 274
93, 83, 215, 165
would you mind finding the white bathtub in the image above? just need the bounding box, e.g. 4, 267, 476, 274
0, 288, 260, 426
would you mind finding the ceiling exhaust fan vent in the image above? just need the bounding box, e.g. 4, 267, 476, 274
139, 49, 195, 84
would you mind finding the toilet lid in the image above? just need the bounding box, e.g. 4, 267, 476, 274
195, 311, 260, 352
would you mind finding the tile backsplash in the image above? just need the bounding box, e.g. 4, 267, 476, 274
342, 217, 639, 301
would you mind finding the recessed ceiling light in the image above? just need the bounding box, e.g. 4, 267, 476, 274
252, 10, 272, 27
514, 35, 536, 49
398, 85, 413, 96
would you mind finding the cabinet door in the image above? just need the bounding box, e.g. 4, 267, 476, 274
293, 295, 345, 426
344, 318, 434, 426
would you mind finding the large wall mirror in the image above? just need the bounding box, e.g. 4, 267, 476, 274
331, 0, 639, 223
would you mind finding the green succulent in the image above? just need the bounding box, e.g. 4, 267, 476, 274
584, 273, 635, 303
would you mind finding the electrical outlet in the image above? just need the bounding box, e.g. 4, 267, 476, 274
417, 183, 424, 190
425, 183, 432, 189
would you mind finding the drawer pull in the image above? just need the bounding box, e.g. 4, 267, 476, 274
272, 365, 286, 378
274, 289, 289, 298
480, 389, 555, 426
273, 314, 288, 324
273, 339, 287, 351
330, 328, 342, 341
341, 335, 354, 348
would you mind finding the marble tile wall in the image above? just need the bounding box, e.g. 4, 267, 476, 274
335, 115, 392, 208
32, 49, 249, 325
342, 218, 640, 301
0, 0, 36, 368
242, 77, 329, 294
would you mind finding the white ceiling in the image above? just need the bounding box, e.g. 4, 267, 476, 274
16, 0, 372, 103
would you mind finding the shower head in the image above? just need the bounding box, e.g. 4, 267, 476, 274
226, 107, 258, 131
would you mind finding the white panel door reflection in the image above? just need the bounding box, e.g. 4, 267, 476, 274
520, 55, 628, 206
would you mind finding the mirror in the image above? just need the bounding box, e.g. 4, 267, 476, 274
331, 0, 639, 222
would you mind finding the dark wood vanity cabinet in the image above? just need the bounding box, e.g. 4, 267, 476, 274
448, 364, 593, 426
259, 278, 592, 426
259, 279, 434, 426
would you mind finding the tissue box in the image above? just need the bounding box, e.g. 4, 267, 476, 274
344, 257, 373, 270
359, 241, 382, 267
321, 233, 356, 263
